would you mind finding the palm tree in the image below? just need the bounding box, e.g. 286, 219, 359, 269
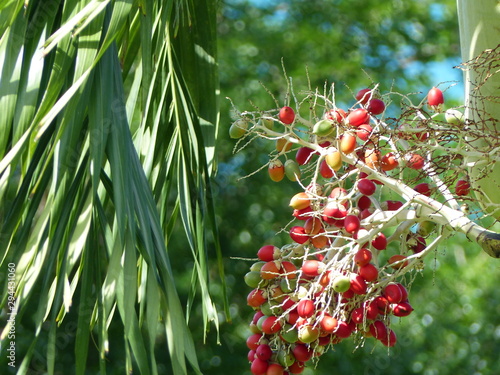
0, 1, 225, 374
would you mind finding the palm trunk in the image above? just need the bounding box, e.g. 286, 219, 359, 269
457, 0, 500, 218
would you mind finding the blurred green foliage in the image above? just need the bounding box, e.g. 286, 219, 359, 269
191, 1, 500, 374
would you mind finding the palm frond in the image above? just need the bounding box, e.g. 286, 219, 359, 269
0, 0, 225, 374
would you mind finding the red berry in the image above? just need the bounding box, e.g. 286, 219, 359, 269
320, 159, 335, 178
357, 178, 376, 196
290, 226, 308, 244
344, 214, 361, 234
247, 289, 266, 308
380, 152, 399, 171
383, 283, 405, 304
455, 179, 470, 196
407, 234, 426, 253
325, 108, 347, 123
297, 299, 315, 318
427, 87, 444, 107
347, 108, 370, 127
349, 274, 367, 295
380, 328, 397, 347
391, 301, 414, 317
251, 358, 269, 375
340, 132, 357, 154
261, 316, 282, 335
279, 106, 295, 124
367, 98, 385, 115
292, 343, 313, 362
257, 245, 280, 262
354, 248, 372, 266
356, 124, 373, 141
322, 202, 347, 225
358, 263, 378, 282
320, 315, 338, 333
369, 320, 388, 341
256, 344, 273, 361
355, 88, 373, 104
357, 194, 371, 210
406, 153, 425, 170
334, 320, 352, 338
247, 333, 263, 350
301, 260, 324, 277
371, 232, 387, 250
266, 363, 285, 375
384, 200, 403, 211
295, 147, 315, 165
413, 182, 433, 197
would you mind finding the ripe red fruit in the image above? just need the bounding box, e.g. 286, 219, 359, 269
340, 132, 357, 154
367, 98, 385, 115
293, 206, 312, 220
290, 226, 308, 244
301, 260, 324, 277
406, 153, 425, 170
292, 343, 313, 362
384, 200, 403, 211
247, 333, 264, 350
383, 283, 406, 304
357, 178, 376, 196
349, 274, 367, 295
358, 263, 378, 282
256, 344, 273, 361
347, 108, 370, 127
364, 300, 380, 320
248, 350, 256, 362
371, 232, 387, 250
350, 307, 364, 324
391, 301, 414, 317
295, 147, 315, 165
357, 195, 372, 210
266, 363, 285, 375
319, 159, 335, 178
304, 217, 323, 235
380, 328, 397, 347
413, 182, 433, 197
268, 160, 285, 182
427, 87, 444, 108
354, 248, 372, 266
356, 124, 373, 141
257, 245, 280, 262
455, 179, 470, 196
261, 316, 282, 335
261, 261, 281, 280
297, 299, 315, 318
369, 320, 388, 341
380, 152, 399, 171
407, 234, 426, 253
322, 202, 347, 225
288, 361, 305, 374
388, 254, 409, 269
247, 289, 266, 308
334, 320, 352, 338
320, 315, 338, 333
251, 357, 269, 375
344, 214, 361, 234
373, 296, 390, 315
279, 106, 295, 124
325, 108, 347, 123
355, 88, 373, 104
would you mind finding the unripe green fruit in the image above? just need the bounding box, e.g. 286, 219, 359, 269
250, 261, 266, 272
332, 275, 351, 293
281, 325, 299, 343
280, 278, 297, 293
285, 159, 302, 181
313, 119, 335, 137
416, 221, 436, 237
244, 271, 262, 288
445, 109, 465, 126
259, 117, 274, 130
298, 325, 320, 343
277, 350, 296, 367
229, 119, 248, 139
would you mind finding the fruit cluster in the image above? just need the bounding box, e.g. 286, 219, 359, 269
232, 85, 472, 374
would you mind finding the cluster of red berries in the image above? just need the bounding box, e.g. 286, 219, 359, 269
233, 85, 471, 374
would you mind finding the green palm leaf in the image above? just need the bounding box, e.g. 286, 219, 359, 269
0, 1, 226, 374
